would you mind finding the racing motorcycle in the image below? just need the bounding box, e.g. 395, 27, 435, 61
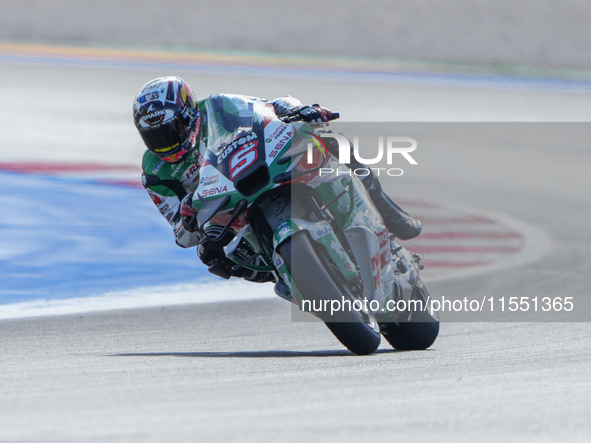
190, 96, 439, 355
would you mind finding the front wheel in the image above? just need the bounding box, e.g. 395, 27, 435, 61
278, 232, 381, 355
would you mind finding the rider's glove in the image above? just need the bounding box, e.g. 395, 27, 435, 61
299, 105, 334, 123
180, 193, 198, 232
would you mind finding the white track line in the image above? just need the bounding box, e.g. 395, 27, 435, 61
0, 280, 276, 320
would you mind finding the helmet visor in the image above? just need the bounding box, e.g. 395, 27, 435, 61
139, 118, 192, 158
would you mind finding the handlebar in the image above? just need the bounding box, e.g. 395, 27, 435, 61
281, 111, 340, 124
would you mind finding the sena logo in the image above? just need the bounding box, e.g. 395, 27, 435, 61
268, 132, 293, 159
201, 186, 228, 197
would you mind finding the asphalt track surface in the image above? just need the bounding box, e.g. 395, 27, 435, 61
1, 59, 591, 442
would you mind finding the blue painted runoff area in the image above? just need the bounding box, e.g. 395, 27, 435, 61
0, 172, 208, 305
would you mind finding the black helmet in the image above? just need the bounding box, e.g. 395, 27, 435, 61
133, 76, 201, 163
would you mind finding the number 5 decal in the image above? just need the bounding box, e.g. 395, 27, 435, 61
230, 146, 258, 180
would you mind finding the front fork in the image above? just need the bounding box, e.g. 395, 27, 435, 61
270, 218, 360, 307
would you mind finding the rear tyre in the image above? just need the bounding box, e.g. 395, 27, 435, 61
381, 284, 439, 351
278, 232, 381, 355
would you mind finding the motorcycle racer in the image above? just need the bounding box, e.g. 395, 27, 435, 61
133, 76, 421, 281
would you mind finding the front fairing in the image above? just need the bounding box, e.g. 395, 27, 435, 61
192, 94, 297, 215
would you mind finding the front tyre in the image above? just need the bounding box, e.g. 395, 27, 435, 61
278, 232, 381, 356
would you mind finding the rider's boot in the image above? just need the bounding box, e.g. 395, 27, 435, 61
323, 134, 422, 240
351, 159, 422, 240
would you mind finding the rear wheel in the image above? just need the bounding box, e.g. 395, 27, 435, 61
381, 284, 439, 350
278, 232, 381, 355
